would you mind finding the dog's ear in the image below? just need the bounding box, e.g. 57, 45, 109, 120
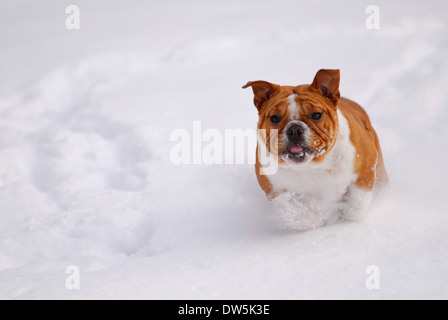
242, 80, 280, 110
310, 69, 340, 106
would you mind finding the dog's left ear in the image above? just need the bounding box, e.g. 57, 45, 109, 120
310, 69, 340, 106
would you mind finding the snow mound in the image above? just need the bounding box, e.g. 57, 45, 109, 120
271, 193, 340, 231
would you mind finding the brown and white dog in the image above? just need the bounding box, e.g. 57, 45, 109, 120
243, 69, 388, 230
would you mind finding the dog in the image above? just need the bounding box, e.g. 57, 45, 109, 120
243, 69, 388, 230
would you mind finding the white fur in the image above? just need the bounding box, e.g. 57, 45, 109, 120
263, 110, 372, 230
287, 94, 299, 120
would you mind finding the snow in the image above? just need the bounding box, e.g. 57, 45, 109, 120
1, 0, 448, 299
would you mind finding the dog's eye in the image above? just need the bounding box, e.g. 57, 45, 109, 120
269, 115, 281, 124
310, 112, 323, 121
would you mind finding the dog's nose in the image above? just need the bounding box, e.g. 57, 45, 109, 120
286, 124, 304, 141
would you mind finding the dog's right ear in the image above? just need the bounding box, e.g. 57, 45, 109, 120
242, 81, 280, 110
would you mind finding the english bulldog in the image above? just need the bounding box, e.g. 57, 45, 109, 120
243, 69, 388, 230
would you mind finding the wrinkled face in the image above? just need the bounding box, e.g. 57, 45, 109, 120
243, 69, 341, 166
259, 85, 338, 165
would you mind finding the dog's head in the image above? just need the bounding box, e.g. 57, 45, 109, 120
243, 69, 340, 165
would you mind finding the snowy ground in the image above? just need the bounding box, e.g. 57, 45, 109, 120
1, 0, 448, 299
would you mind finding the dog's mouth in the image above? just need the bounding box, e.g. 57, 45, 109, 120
280, 145, 315, 163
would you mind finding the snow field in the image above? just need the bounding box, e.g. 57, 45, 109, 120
0, 0, 447, 299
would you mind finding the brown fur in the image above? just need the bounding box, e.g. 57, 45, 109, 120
338, 98, 388, 191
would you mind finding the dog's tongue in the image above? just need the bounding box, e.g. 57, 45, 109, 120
290, 147, 303, 153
